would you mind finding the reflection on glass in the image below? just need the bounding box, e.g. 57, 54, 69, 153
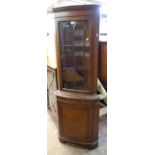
58, 20, 90, 90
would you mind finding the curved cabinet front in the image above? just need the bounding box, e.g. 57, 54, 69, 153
55, 91, 99, 149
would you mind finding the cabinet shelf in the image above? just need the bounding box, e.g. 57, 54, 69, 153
62, 67, 89, 71
61, 53, 89, 57
62, 45, 89, 47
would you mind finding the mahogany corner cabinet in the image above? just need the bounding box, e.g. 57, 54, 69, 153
51, 4, 100, 149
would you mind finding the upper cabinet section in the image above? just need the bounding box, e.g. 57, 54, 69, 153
52, 5, 100, 93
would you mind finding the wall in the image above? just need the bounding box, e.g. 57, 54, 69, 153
47, 12, 57, 68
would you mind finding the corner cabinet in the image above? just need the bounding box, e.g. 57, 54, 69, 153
51, 5, 100, 149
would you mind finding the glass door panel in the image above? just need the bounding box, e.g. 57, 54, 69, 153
58, 20, 90, 91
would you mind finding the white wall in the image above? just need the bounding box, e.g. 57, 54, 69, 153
47, 12, 57, 68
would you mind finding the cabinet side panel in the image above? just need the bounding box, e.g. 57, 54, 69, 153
90, 14, 99, 93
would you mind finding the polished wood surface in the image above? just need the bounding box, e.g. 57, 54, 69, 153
98, 42, 107, 87
52, 5, 100, 149
48, 4, 100, 13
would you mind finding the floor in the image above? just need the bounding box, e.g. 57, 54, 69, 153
47, 109, 107, 155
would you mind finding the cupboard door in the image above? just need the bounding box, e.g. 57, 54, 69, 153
58, 20, 91, 91
60, 105, 89, 141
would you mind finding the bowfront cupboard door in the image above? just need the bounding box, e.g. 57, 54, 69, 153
56, 17, 93, 92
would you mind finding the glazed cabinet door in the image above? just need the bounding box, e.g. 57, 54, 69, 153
56, 17, 94, 92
